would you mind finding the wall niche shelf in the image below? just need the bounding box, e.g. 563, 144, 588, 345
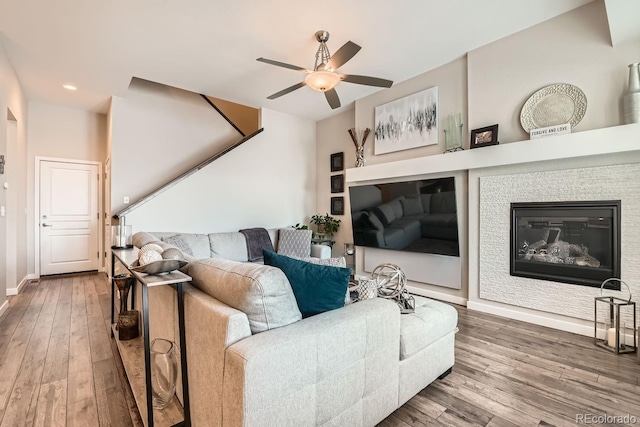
345, 123, 640, 183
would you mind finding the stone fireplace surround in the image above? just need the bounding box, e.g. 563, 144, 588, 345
348, 124, 640, 337
478, 164, 638, 324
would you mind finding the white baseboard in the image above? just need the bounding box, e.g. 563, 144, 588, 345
467, 300, 596, 337
407, 285, 468, 306
0, 300, 7, 317
7, 274, 37, 296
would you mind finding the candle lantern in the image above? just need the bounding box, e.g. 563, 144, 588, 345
594, 278, 637, 354
111, 216, 133, 249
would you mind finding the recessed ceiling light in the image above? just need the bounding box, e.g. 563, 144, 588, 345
63, 84, 77, 91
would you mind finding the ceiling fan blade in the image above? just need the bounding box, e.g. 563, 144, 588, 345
257, 57, 309, 72
341, 74, 393, 88
324, 88, 341, 109
326, 41, 361, 70
266, 81, 307, 100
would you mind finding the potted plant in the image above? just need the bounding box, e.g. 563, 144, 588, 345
310, 213, 341, 241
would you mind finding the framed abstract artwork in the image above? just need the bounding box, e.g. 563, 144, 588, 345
330, 174, 344, 193
331, 197, 344, 215
330, 152, 344, 172
374, 86, 438, 155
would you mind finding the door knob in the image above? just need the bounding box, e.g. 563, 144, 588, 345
42, 223, 53, 227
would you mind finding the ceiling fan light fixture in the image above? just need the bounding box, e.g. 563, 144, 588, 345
304, 70, 341, 92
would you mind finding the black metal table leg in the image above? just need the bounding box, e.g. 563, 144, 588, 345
177, 282, 191, 426
111, 252, 116, 338
130, 280, 136, 311
142, 282, 154, 427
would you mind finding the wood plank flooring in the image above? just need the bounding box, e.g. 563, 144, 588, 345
0, 273, 141, 427
382, 305, 640, 427
0, 272, 638, 426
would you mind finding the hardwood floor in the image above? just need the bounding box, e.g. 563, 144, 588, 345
0, 273, 141, 427
0, 272, 638, 426
382, 306, 640, 427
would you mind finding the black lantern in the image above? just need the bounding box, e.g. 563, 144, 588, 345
594, 279, 637, 354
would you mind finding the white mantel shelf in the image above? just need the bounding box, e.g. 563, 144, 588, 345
346, 123, 640, 183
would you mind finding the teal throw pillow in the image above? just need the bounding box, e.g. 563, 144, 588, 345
263, 250, 350, 318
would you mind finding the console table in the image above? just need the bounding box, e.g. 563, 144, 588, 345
111, 248, 192, 427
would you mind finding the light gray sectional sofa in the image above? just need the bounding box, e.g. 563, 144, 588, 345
129, 230, 458, 427
352, 191, 458, 250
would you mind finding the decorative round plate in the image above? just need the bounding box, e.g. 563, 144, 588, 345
130, 259, 188, 275
520, 83, 587, 132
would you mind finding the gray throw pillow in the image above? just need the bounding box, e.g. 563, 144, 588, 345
401, 196, 424, 216
163, 234, 195, 256
390, 197, 405, 218
277, 228, 312, 258
362, 211, 384, 231
376, 203, 396, 224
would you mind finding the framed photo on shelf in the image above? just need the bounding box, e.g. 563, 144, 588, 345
331, 197, 344, 215
470, 124, 499, 149
330, 174, 344, 193
330, 152, 344, 172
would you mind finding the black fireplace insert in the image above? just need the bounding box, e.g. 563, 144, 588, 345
510, 201, 621, 288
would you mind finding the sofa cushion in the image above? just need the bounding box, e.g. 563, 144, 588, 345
420, 194, 432, 214
400, 296, 458, 360
209, 232, 249, 262
163, 234, 195, 256
188, 258, 302, 334
389, 197, 405, 218
430, 191, 457, 214
373, 203, 396, 225
361, 211, 384, 231
154, 232, 211, 259
277, 228, 312, 258
263, 250, 350, 318
132, 231, 160, 249
419, 213, 458, 227
400, 196, 424, 216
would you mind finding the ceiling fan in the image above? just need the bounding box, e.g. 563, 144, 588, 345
257, 30, 393, 109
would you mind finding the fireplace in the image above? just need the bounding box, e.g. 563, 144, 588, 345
510, 201, 621, 288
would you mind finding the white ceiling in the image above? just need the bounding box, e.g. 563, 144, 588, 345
0, 0, 600, 121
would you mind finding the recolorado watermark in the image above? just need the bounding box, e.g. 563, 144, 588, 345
576, 413, 637, 424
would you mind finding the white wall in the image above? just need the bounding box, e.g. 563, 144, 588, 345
316, 109, 355, 256
347, 56, 469, 304
0, 39, 28, 303
126, 108, 316, 232
110, 79, 240, 215
468, 0, 640, 143
26, 102, 106, 275
315, 1, 640, 307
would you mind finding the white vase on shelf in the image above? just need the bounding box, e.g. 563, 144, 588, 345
623, 62, 640, 124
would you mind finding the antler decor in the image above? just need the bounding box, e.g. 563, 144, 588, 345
348, 127, 371, 167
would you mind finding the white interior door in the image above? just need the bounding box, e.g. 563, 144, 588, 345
40, 160, 99, 275
104, 157, 112, 277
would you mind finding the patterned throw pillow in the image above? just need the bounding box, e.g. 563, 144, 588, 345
277, 228, 312, 258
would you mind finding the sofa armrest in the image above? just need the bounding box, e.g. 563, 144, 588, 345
222, 298, 400, 426
183, 284, 252, 426
310, 243, 331, 259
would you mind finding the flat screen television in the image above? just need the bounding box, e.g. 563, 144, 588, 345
348, 177, 459, 257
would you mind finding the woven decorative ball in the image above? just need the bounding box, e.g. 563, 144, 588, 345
139, 249, 163, 266
138, 243, 163, 258
162, 248, 184, 261
372, 263, 406, 299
